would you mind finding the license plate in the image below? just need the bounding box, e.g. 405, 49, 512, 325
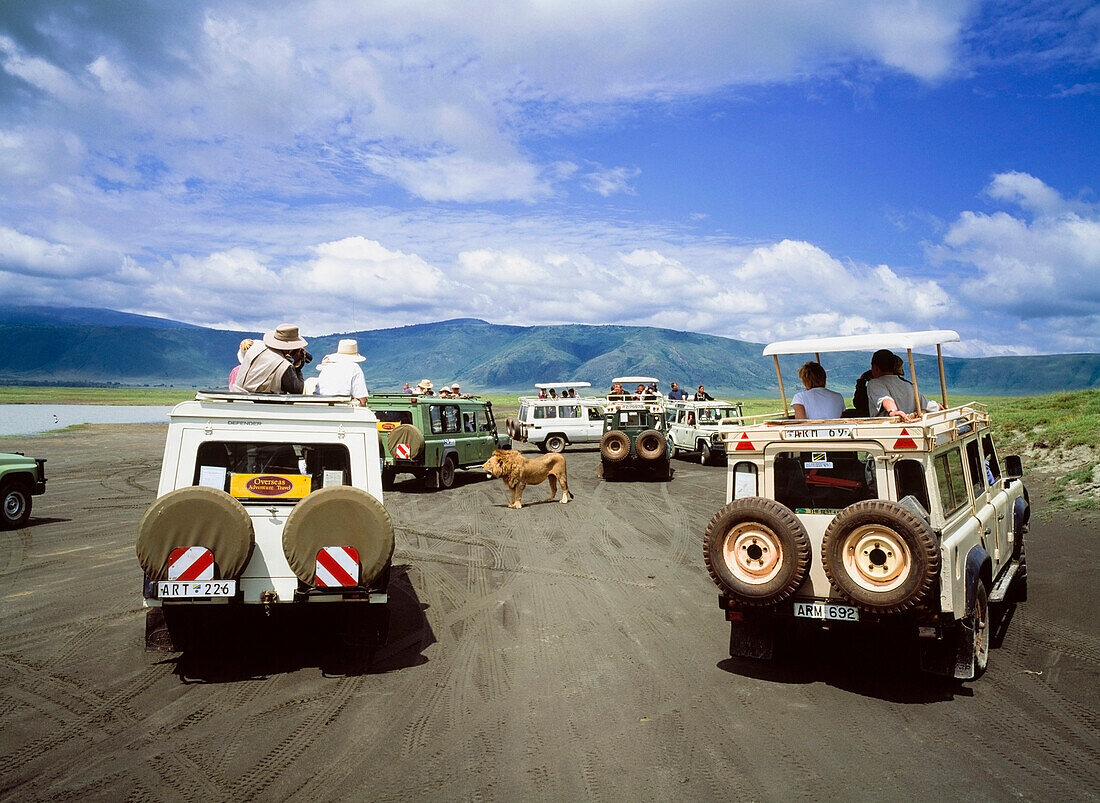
782, 426, 853, 440
793, 601, 859, 621
158, 580, 236, 598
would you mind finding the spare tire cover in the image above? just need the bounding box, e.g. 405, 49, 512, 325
282, 486, 395, 586
387, 423, 425, 460
635, 429, 667, 461
136, 485, 255, 580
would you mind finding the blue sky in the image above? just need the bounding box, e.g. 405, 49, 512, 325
0, 0, 1097, 356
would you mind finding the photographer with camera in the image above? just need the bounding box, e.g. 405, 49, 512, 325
231, 323, 311, 394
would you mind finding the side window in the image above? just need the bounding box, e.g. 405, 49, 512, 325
429, 405, 461, 434
981, 434, 1001, 484
894, 458, 931, 514
534, 406, 556, 419
965, 439, 987, 498
588, 406, 603, 421
559, 405, 580, 419
462, 411, 478, 432
732, 462, 758, 499
934, 447, 969, 518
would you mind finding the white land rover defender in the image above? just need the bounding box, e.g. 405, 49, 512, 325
666, 400, 746, 465
506, 382, 605, 453
703, 332, 1030, 680
136, 393, 394, 649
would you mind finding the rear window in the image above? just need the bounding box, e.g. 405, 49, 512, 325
192, 441, 351, 500
773, 449, 878, 513
375, 409, 413, 425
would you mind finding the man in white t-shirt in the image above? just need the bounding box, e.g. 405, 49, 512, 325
791, 361, 845, 419
316, 339, 369, 405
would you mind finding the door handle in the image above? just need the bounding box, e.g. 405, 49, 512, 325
984, 527, 991, 536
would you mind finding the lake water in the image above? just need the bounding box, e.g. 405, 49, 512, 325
0, 405, 175, 436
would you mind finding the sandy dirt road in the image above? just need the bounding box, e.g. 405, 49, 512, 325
1, 424, 1098, 801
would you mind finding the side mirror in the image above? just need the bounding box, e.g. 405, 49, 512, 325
1005, 455, 1023, 478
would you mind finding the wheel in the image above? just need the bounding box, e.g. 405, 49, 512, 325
136, 486, 254, 580
820, 500, 938, 613
953, 583, 991, 680
700, 442, 714, 466
635, 429, 666, 461
381, 467, 396, 490
1, 480, 31, 529
703, 498, 811, 605
971, 583, 990, 678
387, 424, 425, 460
282, 485, 395, 586
438, 455, 457, 490
544, 434, 566, 453
600, 430, 630, 463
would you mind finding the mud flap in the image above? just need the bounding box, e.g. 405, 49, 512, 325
729, 617, 775, 660
952, 617, 978, 680
145, 607, 178, 652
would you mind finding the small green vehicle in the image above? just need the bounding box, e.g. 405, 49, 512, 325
598, 376, 673, 481
1, 452, 48, 529
368, 393, 510, 490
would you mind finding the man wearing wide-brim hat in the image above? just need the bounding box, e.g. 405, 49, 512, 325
232, 323, 310, 394
316, 339, 369, 405
415, 379, 434, 396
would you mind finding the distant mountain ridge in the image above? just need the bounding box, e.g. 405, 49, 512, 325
0, 306, 1097, 396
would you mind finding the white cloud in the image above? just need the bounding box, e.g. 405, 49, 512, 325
583, 165, 641, 197
935, 173, 1100, 319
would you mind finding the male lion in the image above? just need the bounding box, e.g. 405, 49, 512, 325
481, 448, 574, 509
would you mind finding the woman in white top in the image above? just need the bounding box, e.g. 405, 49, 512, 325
791, 361, 845, 420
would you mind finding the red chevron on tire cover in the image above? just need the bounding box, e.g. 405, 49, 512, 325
168, 546, 215, 581
315, 546, 360, 588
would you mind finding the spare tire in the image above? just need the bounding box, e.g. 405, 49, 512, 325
387, 423, 424, 460
635, 429, 666, 461
821, 499, 938, 612
282, 485, 395, 586
704, 498, 811, 605
136, 486, 254, 580
600, 430, 631, 463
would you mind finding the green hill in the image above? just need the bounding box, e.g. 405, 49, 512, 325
0, 306, 1097, 396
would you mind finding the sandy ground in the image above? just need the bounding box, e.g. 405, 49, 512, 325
1, 424, 1098, 802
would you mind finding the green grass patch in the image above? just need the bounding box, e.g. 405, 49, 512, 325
969, 389, 1100, 453
1, 386, 195, 405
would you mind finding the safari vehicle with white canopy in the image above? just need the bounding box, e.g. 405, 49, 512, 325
703, 331, 1030, 680
666, 399, 746, 466
136, 392, 394, 650
599, 376, 672, 481
506, 382, 605, 453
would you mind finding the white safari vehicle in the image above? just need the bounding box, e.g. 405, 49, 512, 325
137, 392, 394, 649
506, 382, 605, 452
703, 331, 1030, 680
667, 400, 746, 465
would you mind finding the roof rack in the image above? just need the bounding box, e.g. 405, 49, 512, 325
194, 391, 359, 406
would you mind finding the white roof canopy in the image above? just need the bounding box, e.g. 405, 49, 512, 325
763, 330, 960, 356
612, 376, 660, 385
534, 381, 591, 390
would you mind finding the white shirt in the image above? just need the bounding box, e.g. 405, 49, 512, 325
792, 386, 845, 419
317, 359, 368, 399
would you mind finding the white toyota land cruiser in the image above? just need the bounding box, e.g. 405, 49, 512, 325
136, 392, 394, 649
506, 382, 605, 453
703, 331, 1030, 680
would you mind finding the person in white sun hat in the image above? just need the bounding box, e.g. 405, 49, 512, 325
316, 338, 369, 405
